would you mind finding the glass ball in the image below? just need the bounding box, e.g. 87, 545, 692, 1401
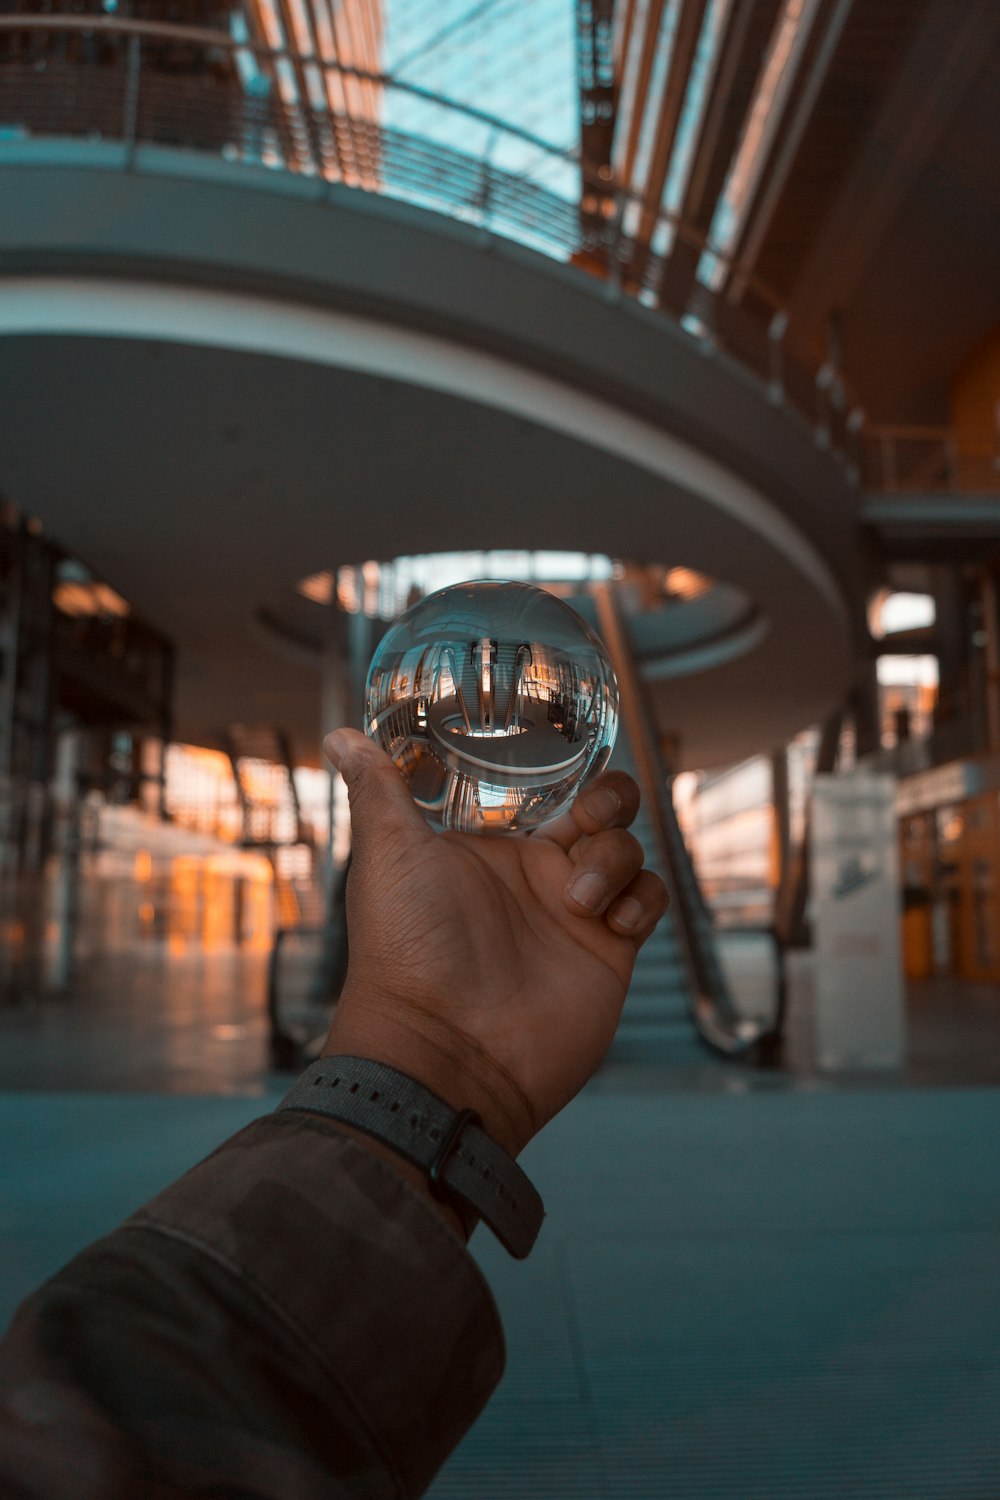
364, 580, 619, 834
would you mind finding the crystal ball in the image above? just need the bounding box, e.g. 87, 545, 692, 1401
364, 580, 619, 833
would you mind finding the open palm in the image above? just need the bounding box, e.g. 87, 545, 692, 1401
322, 730, 669, 1155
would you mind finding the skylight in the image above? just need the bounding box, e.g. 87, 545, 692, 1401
657, 0, 734, 252
696, 0, 823, 290
630, 0, 682, 191
321, 550, 619, 617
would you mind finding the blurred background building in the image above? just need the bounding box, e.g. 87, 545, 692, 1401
1, 0, 999, 1046
3, 5, 1000, 1495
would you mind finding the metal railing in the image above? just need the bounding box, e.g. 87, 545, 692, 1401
861, 426, 999, 493
714, 924, 787, 1066
668, 857, 786, 1057
2, 16, 995, 495
267, 920, 347, 1069
5, 13, 990, 495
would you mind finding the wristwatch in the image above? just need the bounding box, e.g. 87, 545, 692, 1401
277, 1055, 545, 1259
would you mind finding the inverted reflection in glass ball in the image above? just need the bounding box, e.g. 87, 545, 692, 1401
364, 580, 619, 834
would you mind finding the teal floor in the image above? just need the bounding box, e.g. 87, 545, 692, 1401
3, 1085, 1000, 1499
2, 949, 1000, 1497
439, 1086, 1000, 1499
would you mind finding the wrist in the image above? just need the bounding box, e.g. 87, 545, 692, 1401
281, 1054, 546, 1258
328, 1119, 476, 1244
322, 992, 535, 1159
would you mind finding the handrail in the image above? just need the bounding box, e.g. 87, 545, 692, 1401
714, 921, 788, 1066
0, 14, 790, 308
267, 920, 346, 1067
0, 14, 570, 164
861, 424, 998, 493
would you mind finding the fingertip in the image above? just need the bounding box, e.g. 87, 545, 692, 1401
575, 770, 640, 832
323, 730, 347, 769
566, 870, 609, 914
578, 786, 621, 828
323, 727, 373, 773
607, 895, 644, 932
325, 731, 429, 839
605, 870, 670, 940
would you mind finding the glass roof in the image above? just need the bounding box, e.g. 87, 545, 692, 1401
381, 0, 578, 190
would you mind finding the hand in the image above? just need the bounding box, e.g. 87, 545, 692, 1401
321, 729, 669, 1158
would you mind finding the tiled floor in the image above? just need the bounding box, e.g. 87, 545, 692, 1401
0, 949, 275, 1094
2, 945, 998, 1095
2, 946, 1000, 1497
443, 1087, 1000, 1499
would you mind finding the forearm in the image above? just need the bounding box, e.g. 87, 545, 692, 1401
0, 1112, 504, 1499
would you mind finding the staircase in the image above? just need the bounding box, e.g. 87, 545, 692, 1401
223, 723, 324, 933
272, 842, 326, 928
224, 724, 309, 846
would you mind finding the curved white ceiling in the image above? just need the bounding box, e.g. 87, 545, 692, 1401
0, 274, 846, 627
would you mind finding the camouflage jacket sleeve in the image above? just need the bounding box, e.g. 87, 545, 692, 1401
0, 1110, 506, 1499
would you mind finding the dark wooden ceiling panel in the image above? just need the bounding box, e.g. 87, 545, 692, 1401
750, 0, 934, 300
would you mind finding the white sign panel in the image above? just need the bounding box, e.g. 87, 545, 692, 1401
811, 773, 905, 1072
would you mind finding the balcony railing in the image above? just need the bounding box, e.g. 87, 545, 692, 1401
861, 427, 999, 493
1, 14, 997, 496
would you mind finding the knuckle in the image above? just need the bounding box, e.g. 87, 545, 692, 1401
600, 825, 636, 853
583, 829, 638, 876
609, 828, 644, 867
569, 833, 594, 865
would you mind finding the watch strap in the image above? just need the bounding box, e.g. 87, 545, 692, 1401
277, 1055, 545, 1259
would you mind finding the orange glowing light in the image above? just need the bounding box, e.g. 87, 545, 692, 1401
53, 580, 130, 618
180, 746, 232, 774
665, 567, 712, 600
298, 570, 336, 604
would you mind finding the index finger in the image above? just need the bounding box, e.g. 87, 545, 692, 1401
534, 769, 641, 853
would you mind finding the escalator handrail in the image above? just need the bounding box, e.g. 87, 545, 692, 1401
712, 920, 788, 1056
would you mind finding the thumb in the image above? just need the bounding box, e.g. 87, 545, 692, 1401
323, 728, 428, 854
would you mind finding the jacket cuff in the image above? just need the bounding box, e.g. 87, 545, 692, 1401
125, 1110, 506, 1496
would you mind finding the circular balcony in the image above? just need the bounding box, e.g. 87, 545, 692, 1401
0, 14, 868, 458
0, 16, 861, 766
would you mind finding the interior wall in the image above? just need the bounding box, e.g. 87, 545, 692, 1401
950, 326, 1000, 476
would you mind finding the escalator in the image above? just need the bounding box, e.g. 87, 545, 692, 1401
605, 734, 721, 1069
